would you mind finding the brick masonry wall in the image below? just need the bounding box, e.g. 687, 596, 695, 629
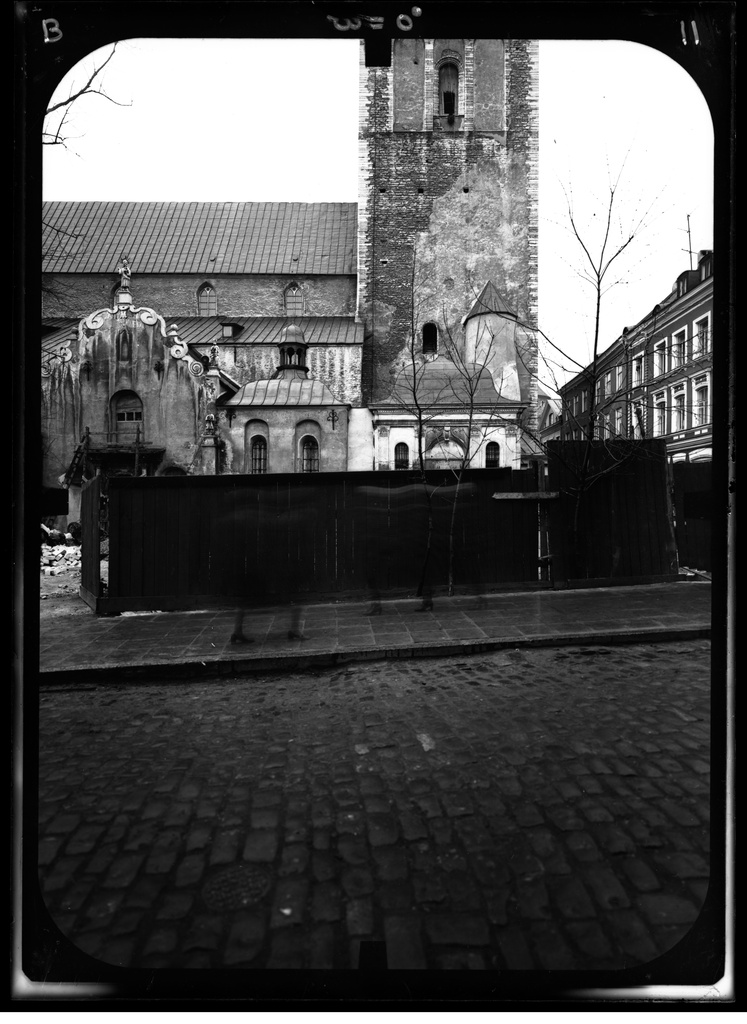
42, 274, 357, 320
357, 39, 538, 434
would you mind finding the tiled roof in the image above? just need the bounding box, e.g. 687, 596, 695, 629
42, 202, 357, 276
41, 316, 363, 354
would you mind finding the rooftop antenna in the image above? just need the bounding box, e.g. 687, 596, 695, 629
682, 215, 695, 270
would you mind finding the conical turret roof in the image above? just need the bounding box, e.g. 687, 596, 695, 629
463, 282, 517, 324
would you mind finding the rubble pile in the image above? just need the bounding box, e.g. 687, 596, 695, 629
40, 543, 81, 576
39, 522, 80, 577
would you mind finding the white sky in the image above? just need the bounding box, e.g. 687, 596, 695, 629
42, 37, 714, 390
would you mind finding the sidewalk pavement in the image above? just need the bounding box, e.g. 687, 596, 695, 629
38, 579, 712, 684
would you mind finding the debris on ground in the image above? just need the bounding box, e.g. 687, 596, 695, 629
40, 544, 82, 575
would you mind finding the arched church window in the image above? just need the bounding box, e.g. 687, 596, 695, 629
439, 63, 459, 116
285, 283, 304, 318
394, 442, 409, 470
485, 441, 500, 468
422, 322, 438, 355
301, 436, 319, 473
250, 436, 267, 475
197, 284, 217, 316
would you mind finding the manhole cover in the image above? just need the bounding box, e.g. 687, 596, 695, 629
201, 864, 273, 912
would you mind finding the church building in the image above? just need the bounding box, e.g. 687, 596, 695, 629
41, 38, 539, 523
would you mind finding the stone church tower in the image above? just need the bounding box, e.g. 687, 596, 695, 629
357, 37, 539, 440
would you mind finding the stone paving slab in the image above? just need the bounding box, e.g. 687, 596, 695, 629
37, 582, 712, 684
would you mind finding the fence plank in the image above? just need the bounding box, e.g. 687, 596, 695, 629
79, 477, 101, 605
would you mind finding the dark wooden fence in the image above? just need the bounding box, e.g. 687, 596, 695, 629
79, 443, 685, 613
671, 460, 712, 571
546, 439, 679, 585
80, 469, 549, 613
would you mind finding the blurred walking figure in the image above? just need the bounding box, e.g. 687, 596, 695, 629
212, 495, 260, 646
228, 566, 257, 644
286, 603, 306, 640
216, 484, 314, 645
230, 609, 254, 645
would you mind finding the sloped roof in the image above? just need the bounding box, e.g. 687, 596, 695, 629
41, 316, 363, 355
223, 376, 347, 408
172, 316, 363, 348
42, 202, 357, 276
42, 321, 77, 356
378, 357, 509, 408
463, 281, 517, 323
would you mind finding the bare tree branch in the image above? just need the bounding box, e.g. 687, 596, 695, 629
43, 44, 129, 147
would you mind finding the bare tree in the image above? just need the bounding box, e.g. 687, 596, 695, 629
383, 252, 523, 599
509, 168, 681, 577
42, 44, 127, 147
42, 44, 129, 312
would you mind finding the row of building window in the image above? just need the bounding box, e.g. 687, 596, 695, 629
250, 435, 319, 474
387, 440, 500, 468
251, 437, 502, 473
195, 282, 306, 317
251, 439, 415, 473
193, 281, 444, 358
565, 378, 710, 441
569, 322, 712, 416
651, 376, 710, 436
649, 320, 710, 378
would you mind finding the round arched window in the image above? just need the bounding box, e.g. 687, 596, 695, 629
422, 322, 438, 355
251, 436, 267, 475
301, 436, 319, 473
485, 441, 500, 468
394, 442, 409, 470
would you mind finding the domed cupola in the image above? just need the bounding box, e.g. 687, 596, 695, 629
277, 323, 309, 376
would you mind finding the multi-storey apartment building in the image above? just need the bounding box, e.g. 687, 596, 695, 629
559, 249, 713, 462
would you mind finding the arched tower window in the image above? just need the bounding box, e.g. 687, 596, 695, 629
111, 390, 143, 441
301, 436, 319, 473
485, 441, 500, 468
197, 284, 217, 316
284, 282, 305, 318
394, 442, 409, 470
422, 322, 438, 355
439, 63, 459, 116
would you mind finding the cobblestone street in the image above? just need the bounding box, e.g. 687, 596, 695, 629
36, 640, 712, 975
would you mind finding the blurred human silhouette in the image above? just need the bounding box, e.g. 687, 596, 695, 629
286, 604, 306, 640
230, 609, 254, 645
